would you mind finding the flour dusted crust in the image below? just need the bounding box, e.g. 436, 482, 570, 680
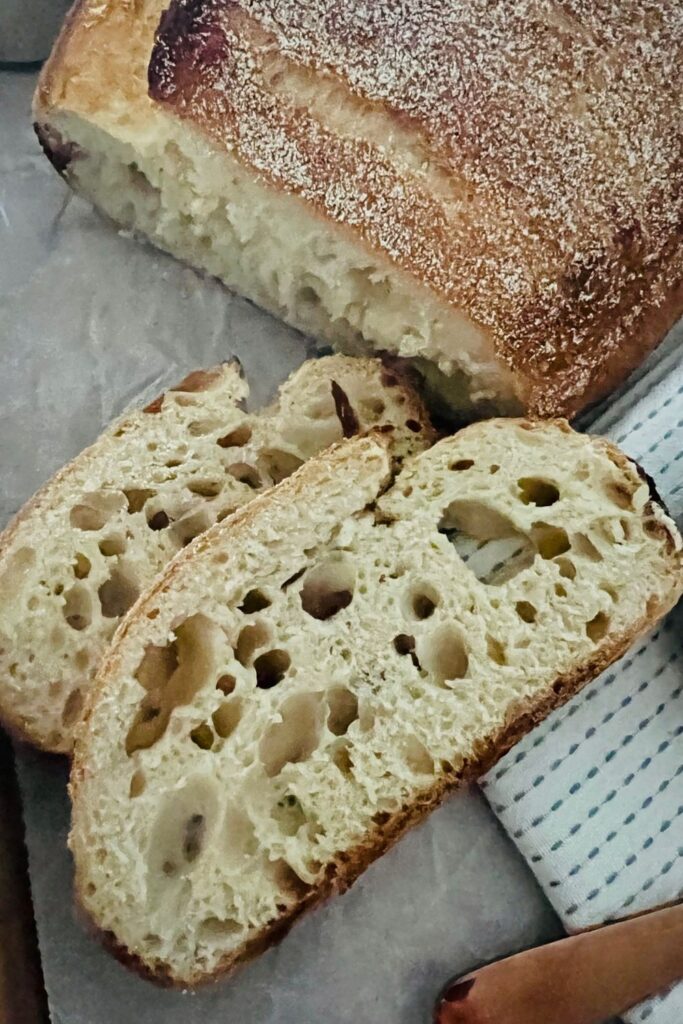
70, 421, 683, 986
35, 1, 683, 418
0, 356, 432, 753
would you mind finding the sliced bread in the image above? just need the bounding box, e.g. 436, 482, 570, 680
0, 356, 432, 753
70, 420, 683, 985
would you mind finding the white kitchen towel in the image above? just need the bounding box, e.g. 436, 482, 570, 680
483, 355, 683, 1024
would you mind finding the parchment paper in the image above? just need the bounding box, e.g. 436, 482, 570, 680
1, 71, 562, 1024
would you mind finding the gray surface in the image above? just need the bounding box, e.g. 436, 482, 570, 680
0, 0, 70, 63
0, 70, 565, 1023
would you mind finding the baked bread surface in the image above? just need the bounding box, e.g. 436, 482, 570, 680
0, 356, 431, 753
35, 1, 683, 417
70, 420, 683, 985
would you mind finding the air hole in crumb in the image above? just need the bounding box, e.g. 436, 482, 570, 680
605, 481, 635, 510
272, 794, 307, 836
403, 735, 434, 775
183, 814, 206, 862
393, 634, 416, 656
129, 770, 146, 798
216, 673, 236, 695
171, 507, 212, 546
450, 459, 474, 471
556, 557, 576, 579
190, 722, 214, 749
62, 585, 92, 631
402, 485, 413, 497
135, 643, 179, 692
555, 583, 567, 598
147, 510, 170, 531
239, 589, 271, 614
268, 859, 312, 899
227, 462, 261, 489
235, 622, 269, 666
359, 396, 386, 417
217, 424, 252, 448
327, 687, 359, 736
297, 284, 321, 307
254, 649, 290, 689
69, 491, 123, 531
73, 553, 91, 579
516, 601, 537, 623
518, 478, 560, 507
420, 624, 469, 684
258, 449, 304, 485
486, 635, 507, 665
586, 611, 609, 642
490, 465, 500, 474
187, 479, 222, 498
406, 582, 440, 620
600, 584, 618, 603
198, 917, 241, 942
405, 419, 421, 432
573, 533, 603, 561
332, 743, 354, 776
212, 698, 242, 738
188, 419, 221, 437
98, 566, 139, 618
260, 693, 322, 776
439, 501, 535, 584
61, 687, 84, 727
300, 556, 355, 620
533, 524, 570, 559
126, 615, 221, 755
124, 488, 155, 514
98, 534, 126, 557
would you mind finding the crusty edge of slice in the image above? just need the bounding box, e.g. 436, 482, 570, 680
68, 427, 682, 987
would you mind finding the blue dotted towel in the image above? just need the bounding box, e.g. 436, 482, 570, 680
483, 348, 683, 1024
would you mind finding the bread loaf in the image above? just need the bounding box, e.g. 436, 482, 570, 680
70, 420, 683, 985
34, 1, 683, 418
0, 356, 431, 753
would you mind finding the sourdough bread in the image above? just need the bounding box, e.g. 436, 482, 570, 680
71, 421, 683, 985
34, 1, 683, 418
0, 356, 431, 753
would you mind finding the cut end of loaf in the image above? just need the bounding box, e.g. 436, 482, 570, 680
70, 419, 682, 985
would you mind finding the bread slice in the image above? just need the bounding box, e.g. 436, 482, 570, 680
70, 420, 682, 986
33, 1, 683, 419
0, 356, 432, 754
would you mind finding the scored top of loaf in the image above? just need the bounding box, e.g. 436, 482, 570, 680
148, 0, 683, 416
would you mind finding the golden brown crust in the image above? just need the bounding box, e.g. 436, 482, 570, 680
146, 0, 683, 417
